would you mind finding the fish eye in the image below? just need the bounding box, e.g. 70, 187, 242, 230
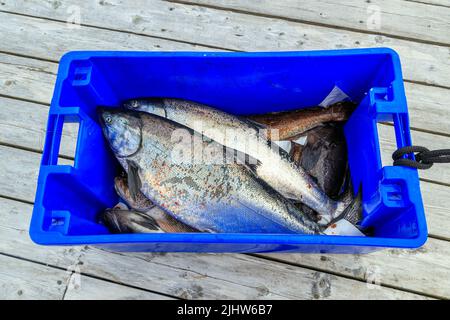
105, 116, 112, 123
130, 101, 139, 109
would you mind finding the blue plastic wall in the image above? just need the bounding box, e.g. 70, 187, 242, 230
30, 49, 427, 253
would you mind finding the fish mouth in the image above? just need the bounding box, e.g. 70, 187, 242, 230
102, 208, 124, 233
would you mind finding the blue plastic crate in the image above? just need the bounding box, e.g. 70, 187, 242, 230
30, 49, 427, 253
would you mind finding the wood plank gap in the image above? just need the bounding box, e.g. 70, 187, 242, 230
165, 0, 450, 48
419, 177, 450, 188
0, 141, 74, 161
0, 93, 50, 107
405, 79, 450, 91
408, 126, 450, 138
0, 50, 59, 64
380, 122, 450, 139
0, 251, 81, 275
404, 0, 450, 8
61, 272, 73, 300
0, 194, 33, 205
0, 141, 50, 159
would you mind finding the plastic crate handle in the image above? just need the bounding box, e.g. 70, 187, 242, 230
42, 114, 65, 166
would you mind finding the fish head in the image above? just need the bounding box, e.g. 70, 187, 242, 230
100, 207, 162, 234
101, 207, 127, 233
122, 98, 167, 118
98, 107, 142, 158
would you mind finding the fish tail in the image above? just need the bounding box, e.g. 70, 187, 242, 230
333, 186, 363, 226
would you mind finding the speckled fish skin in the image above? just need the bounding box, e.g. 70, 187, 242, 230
99, 108, 322, 234
100, 207, 164, 234
123, 99, 349, 225
114, 176, 199, 233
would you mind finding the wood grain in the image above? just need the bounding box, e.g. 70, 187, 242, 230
0, 1, 449, 87
176, 0, 450, 45
0, 10, 211, 61
260, 236, 450, 299
0, 254, 69, 300
0, 53, 56, 104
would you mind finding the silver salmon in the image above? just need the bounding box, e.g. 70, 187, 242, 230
99, 108, 322, 234
123, 98, 351, 225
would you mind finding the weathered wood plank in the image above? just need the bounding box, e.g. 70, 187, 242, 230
1, 0, 450, 87
0, 53, 56, 104
0, 96, 78, 155
80, 247, 428, 299
0, 189, 428, 299
0, 196, 83, 266
405, 82, 450, 135
0, 254, 69, 300
177, 0, 450, 45
421, 183, 450, 240
0, 145, 73, 202
64, 276, 173, 300
260, 237, 450, 299
0, 11, 210, 62
0, 201, 170, 300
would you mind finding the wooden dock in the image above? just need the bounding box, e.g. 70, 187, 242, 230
0, 0, 449, 299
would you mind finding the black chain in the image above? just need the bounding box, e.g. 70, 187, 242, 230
392, 146, 450, 169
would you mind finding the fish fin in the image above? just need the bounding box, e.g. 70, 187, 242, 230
127, 160, 142, 202
243, 158, 262, 174
339, 187, 363, 226
131, 213, 162, 232
225, 148, 262, 173
244, 118, 267, 130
